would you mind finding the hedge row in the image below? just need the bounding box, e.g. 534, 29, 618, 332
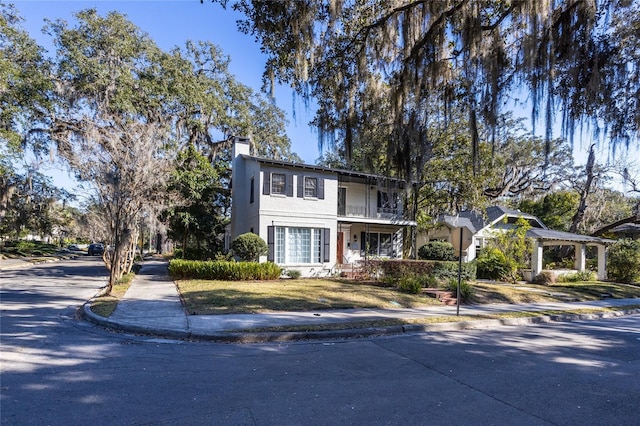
363, 259, 476, 282
169, 259, 282, 281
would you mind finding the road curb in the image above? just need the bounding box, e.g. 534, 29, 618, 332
0, 254, 80, 270
81, 303, 192, 339
80, 304, 640, 344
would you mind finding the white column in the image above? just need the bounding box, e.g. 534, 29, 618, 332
575, 243, 586, 271
531, 239, 543, 278
597, 245, 607, 280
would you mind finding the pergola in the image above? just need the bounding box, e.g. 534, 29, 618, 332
527, 229, 615, 280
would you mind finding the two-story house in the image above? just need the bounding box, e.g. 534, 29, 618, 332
230, 138, 416, 277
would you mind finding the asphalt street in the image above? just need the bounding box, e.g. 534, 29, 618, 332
1, 258, 639, 425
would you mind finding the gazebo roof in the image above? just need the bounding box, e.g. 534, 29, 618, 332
526, 228, 615, 244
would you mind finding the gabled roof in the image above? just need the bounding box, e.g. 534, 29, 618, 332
486, 206, 545, 228
438, 210, 485, 233
436, 206, 614, 245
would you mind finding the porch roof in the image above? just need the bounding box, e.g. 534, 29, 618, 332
526, 228, 615, 245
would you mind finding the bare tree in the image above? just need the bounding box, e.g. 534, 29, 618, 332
55, 121, 170, 293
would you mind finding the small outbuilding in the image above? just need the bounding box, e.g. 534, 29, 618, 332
420, 206, 614, 281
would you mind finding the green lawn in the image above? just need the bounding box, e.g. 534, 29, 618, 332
176, 278, 640, 315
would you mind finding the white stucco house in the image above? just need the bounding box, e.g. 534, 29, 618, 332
229, 138, 416, 277
420, 206, 614, 280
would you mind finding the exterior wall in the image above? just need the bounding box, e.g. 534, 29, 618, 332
230, 141, 250, 240
257, 166, 338, 277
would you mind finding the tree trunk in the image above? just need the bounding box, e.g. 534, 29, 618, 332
569, 144, 596, 234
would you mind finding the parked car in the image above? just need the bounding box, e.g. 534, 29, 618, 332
67, 244, 80, 251
87, 243, 105, 256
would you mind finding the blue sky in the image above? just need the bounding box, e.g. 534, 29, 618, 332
11, 0, 320, 192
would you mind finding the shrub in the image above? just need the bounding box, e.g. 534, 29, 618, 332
397, 276, 423, 294
364, 259, 434, 281
557, 270, 596, 282
475, 247, 516, 281
443, 279, 474, 302
423, 275, 439, 288
363, 259, 476, 282
432, 261, 476, 281
285, 269, 302, 279
607, 239, 640, 284
168, 259, 281, 281
231, 233, 268, 262
532, 271, 555, 285
418, 241, 456, 261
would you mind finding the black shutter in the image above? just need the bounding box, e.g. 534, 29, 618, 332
297, 175, 304, 198
267, 226, 274, 261
263, 171, 270, 195
323, 228, 331, 262
286, 174, 294, 197
360, 232, 366, 255
318, 178, 324, 199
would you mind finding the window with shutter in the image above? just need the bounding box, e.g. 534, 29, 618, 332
263, 171, 271, 195
271, 173, 286, 194
272, 227, 327, 264
267, 226, 274, 261
304, 177, 318, 197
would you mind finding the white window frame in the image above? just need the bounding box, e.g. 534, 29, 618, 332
275, 227, 323, 264
304, 176, 318, 198
271, 173, 286, 195
364, 232, 394, 257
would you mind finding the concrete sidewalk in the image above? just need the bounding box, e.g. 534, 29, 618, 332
80, 259, 640, 342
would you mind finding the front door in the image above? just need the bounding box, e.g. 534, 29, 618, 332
337, 232, 344, 264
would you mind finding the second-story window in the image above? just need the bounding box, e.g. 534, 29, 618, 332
304, 177, 318, 198
271, 173, 286, 194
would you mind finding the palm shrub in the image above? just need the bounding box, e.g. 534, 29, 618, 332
607, 239, 640, 284
444, 278, 474, 302
475, 247, 515, 281
231, 233, 268, 262
397, 276, 423, 294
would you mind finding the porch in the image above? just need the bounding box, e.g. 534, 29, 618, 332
527, 229, 614, 281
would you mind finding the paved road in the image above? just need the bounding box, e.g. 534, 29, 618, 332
2, 258, 639, 425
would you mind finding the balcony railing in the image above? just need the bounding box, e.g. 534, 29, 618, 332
339, 204, 405, 220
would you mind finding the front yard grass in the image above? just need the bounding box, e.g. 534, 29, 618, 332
176, 279, 444, 315
472, 281, 640, 304
176, 278, 640, 315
